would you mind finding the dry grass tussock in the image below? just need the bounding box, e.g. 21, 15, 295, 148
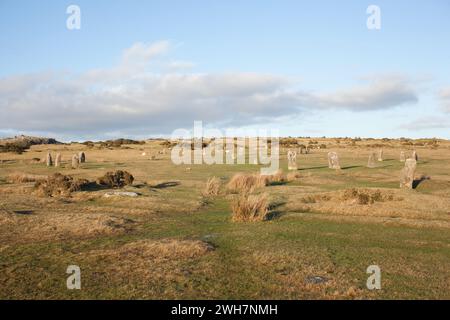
227, 173, 267, 194
298, 188, 396, 205
231, 193, 269, 222
227, 170, 288, 194
0, 212, 135, 243
202, 177, 221, 197
7, 173, 48, 183
285, 188, 450, 226
78, 239, 215, 294
286, 172, 301, 182
340, 188, 394, 205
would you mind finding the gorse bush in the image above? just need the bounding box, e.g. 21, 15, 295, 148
341, 188, 393, 205
0, 142, 29, 154
97, 170, 134, 188
99, 139, 145, 148
35, 173, 89, 197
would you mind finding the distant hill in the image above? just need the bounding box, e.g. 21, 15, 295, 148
0, 135, 61, 153
0, 135, 61, 146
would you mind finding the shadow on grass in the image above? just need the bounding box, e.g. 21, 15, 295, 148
341, 165, 363, 170
266, 201, 287, 220
268, 181, 288, 186
81, 182, 110, 192
413, 175, 431, 189
153, 181, 180, 189
376, 164, 394, 169
13, 210, 34, 215
299, 166, 329, 170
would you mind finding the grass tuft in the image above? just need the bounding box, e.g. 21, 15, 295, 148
231, 193, 269, 222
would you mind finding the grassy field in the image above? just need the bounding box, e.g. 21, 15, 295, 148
0, 138, 449, 299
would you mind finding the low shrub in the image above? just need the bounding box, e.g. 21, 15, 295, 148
341, 188, 393, 205
0, 142, 28, 154
35, 173, 89, 197
97, 170, 134, 188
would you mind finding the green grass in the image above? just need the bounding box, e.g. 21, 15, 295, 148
1, 143, 449, 299
1, 198, 449, 299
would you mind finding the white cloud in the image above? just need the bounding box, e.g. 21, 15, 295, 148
312, 75, 418, 111
0, 41, 421, 139
398, 116, 450, 131
121, 40, 170, 66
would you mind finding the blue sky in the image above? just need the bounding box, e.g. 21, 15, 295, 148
0, 0, 449, 141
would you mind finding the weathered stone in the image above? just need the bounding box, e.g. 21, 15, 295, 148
327, 152, 340, 169
287, 150, 297, 170
104, 191, 139, 198
54, 153, 61, 167
400, 151, 406, 162
46, 152, 53, 167
367, 152, 377, 168
400, 158, 417, 189
377, 149, 383, 162
71, 155, 79, 169
78, 152, 86, 163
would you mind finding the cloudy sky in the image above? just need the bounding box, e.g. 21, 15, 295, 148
0, 0, 449, 141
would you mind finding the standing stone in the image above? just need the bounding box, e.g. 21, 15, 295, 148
327, 152, 341, 169
377, 149, 383, 162
400, 151, 406, 162
287, 150, 297, 170
46, 152, 53, 167
78, 152, 86, 163
400, 158, 417, 189
412, 150, 419, 161
54, 153, 61, 167
71, 155, 79, 169
367, 152, 377, 168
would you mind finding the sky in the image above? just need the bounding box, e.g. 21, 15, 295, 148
0, 0, 449, 141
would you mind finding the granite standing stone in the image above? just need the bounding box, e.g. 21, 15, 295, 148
46, 152, 53, 167
367, 152, 377, 168
71, 155, 79, 169
287, 150, 297, 170
328, 152, 341, 169
400, 158, 417, 189
54, 153, 61, 167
